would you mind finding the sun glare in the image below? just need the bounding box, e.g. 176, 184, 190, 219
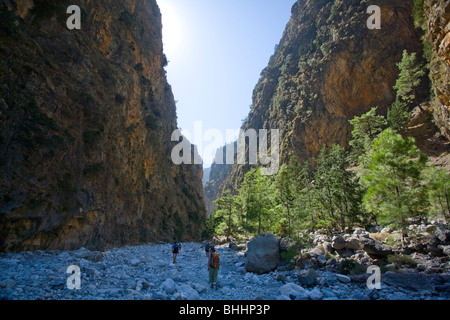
157, 1, 184, 58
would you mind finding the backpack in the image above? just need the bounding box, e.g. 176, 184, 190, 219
209, 253, 219, 268
172, 243, 179, 253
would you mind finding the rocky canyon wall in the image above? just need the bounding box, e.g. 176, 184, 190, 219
0, 0, 206, 251
424, 0, 450, 139
208, 0, 428, 201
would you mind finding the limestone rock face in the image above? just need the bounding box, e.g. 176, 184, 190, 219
216, 0, 425, 196
0, 0, 206, 251
424, 0, 450, 139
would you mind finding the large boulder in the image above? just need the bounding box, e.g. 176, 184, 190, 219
297, 268, 321, 287
176, 284, 201, 300
160, 278, 177, 295
245, 233, 280, 274
360, 237, 393, 259
278, 283, 308, 300
345, 237, 362, 250
435, 227, 450, 245
383, 272, 435, 292
332, 236, 346, 250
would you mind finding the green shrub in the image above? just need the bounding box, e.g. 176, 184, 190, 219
280, 246, 298, 262
413, 0, 425, 28
387, 254, 418, 268
338, 259, 366, 275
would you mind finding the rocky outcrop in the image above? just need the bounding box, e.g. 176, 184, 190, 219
0, 0, 206, 251
423, 0, 450, 139
214, 0, 427, 197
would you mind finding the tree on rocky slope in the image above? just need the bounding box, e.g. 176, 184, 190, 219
361, 128, 429, 238
393, 50, 426, 110
349, 107, 387, 164
425, 166, 450, 223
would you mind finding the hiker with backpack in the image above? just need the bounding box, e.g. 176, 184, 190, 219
172, 242, 181, 264
208, 247, 219, 289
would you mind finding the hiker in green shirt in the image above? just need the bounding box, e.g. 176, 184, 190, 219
208, 247, 219, 289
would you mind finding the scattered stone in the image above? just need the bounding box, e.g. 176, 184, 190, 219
279, 283, 308, 300
297, 268, 321, 287
442, 246, 450, 257
176, 285, 201, 300
131, 259, 140, 267
383, 272, 435, 292
0, 240, 448, 301
346, 237, 362, 250
360, 237, 393, 259
161, 278, 177, 294
307, 287, 323, 300
435, 228, 450, 245
332, 236, 346, 250
336, 274, 351, 283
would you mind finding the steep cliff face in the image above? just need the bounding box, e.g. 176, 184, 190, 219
0, 0, 206, 251
423, 0, 450, 139
215, 0, 427, 196
203, 144, 234, 217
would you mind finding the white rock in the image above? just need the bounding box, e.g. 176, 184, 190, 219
174, 292, 188, 300
251, 275, 261, 284
176, 284, 201, 300
160, 278, 177, 294
279, 283, 308, 300
308, 288, 323, 300
221, 286, 231, 295
336, 274, 351, 283
131, 259, 140, 266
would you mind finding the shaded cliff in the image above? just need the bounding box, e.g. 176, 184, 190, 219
213, 0, 430, 199
0, 0, 206, 251
203, 144, 234, 217
422, 0, 450, 139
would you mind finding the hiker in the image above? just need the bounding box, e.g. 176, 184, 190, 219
172, 242, 181, 263
205, 242, 214, 257
208, 247, 219, 289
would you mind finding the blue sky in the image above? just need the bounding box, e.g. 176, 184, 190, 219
156, 0, 296, 167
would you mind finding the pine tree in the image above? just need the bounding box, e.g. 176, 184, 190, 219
388, 97, 410, 132
393, 50, 426, 109
361, 128, 429, 237
313, 145, 364, 231
349, 107, 387, 164
214, 189, 237, 241
425, 167, 450, 222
